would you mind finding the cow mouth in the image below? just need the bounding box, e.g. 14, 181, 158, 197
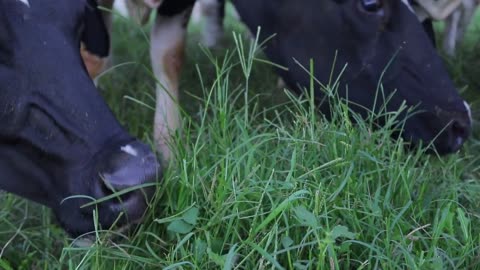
53, 139, 160, 238
399, 101, 472, 154
71, 219, 143, 247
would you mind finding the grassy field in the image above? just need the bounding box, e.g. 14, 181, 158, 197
2, 6, 480, 270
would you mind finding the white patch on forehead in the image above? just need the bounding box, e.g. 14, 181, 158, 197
464, 101, 472, 122
120, 145, 138, 157
17, 0, 30, 7
401, 0, 414, 13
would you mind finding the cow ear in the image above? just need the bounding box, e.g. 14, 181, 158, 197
0, 4, 14, 64
81, 0, 110, 58
143, 0, 164, 9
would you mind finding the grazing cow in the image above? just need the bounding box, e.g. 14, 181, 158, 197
0, 0, 160, 237
87, 0, 472, 156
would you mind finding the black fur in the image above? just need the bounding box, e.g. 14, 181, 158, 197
157, 0, 196, 17
422, 19, 436, 47
81, 0, 110, 57
0, 0, 158, 237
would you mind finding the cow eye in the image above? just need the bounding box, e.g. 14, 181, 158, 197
360, 0, 383, 13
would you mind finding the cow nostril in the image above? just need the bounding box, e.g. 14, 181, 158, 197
448, 118, 471, 151
95, 141, 160, 204
451, 120, 469, 140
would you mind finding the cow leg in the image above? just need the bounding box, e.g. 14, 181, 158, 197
455, 0, 477, 47
415, 0, 462, 20
126, 0, 152, 25
443, 10, 461, 56
150, 4, 193, 162
441, 0, 476, 55
198, 0, 225, 48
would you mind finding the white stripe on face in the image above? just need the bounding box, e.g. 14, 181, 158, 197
17, 0, 30, 7
121, 144, 139, 157
464, 101, 472, 122
401, 0, 414, 13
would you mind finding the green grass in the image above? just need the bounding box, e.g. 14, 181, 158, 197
2, 7, 480, 270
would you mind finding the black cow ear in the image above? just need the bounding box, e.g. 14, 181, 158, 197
81, 0, 110, 58
422, 19, 436, 47
0, 4, 14, 64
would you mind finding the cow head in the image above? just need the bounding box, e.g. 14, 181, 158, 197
233, 0, 472, 154
0, 0, 160, 236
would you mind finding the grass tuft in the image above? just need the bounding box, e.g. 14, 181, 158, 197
1, 8, 480, 270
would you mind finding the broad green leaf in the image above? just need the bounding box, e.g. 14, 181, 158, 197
183, 207, 200, 225
294, 206, 317, 228
282, 236, 294, 248
194, 239, 207, 259
330, 225, 356, 240
167, 219, 194, 234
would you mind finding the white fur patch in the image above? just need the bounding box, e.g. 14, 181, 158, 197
198, 0, 224, 48
464, 101, 472, 122
17, 0, 29, 7
401, 0, 415, 13
121, 145, 138, 157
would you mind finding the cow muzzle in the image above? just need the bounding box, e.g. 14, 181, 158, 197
403, 99, 472, 155
93, 140, 160, 224
433, 101, 472, 154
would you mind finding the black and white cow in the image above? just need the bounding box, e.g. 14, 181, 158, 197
87, 0, 472, 157
0, 0, 160, 237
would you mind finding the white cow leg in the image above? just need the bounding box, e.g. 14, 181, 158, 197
150, 8, 192, 163
456, 0, 477, 48
198, 0, 225, 48
443, 10, 461, 56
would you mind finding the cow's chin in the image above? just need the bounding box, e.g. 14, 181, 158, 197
54, 189, 152, 238
53, 140, 160, 238
0, 137, 159, 238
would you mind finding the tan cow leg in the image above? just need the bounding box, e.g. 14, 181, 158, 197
125, 0, 152, 25
82, 0, 191, 162
150, 8, 192, 162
